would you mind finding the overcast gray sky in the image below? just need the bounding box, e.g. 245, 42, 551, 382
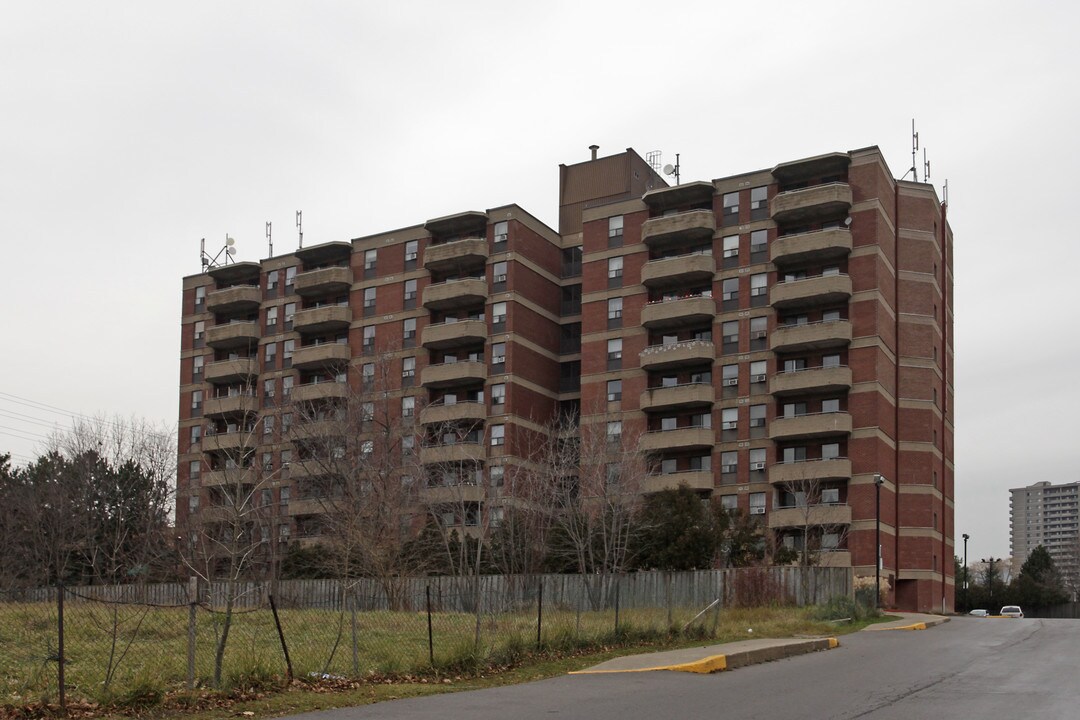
2, 1, 1077, 562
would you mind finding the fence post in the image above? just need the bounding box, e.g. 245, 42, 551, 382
536, 578, 543, 651
614, 576, 620, 634
426, 585, 434, 666
351, 593, 359, 675
268, 594, 293, 681
187, 577, 198, 690
665, 572, 673, 630
57, 582, 65, 713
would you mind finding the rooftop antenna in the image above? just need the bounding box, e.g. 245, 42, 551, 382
900, 119, 920, 182
645, 150, 662, 174
923, 147, 931, 182
200, 234, 237, 271
943, 179, 949, 207
266, 221, 273, 257
296, 210, 303, 249
662, 153, 681, 186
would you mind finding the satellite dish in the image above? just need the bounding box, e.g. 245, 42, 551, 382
225, 235, 235, 246
844, 217, 853, 227
663, 164, 675, 176
227, 246, 236, 256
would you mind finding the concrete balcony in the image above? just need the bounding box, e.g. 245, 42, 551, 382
288, 419, 344, 441
201, 469, 256, 487
771, 228, 852, 267
420, 484, 485, 504
639, 340, 716, 371
641, 253, 716, 288
769, 320, 852, 353
770, 274, 852, 311
204, 358, 259, 384
768, 504, 852, 529
640, 296, 715, 330
203, 394, 257, 417
288, 460, 328, 479
642, 471, 714, 493
817, 550, 852, 568
202, 432, 254, 453
291, 381, 348, 403
769, 459, 852, 485
422, 278, 487, 311
641, 210, 716, 249
420, 401, 486, 425
770, 412, 852, 441
287, 498, 328, 516
640, 426, 715, 453
293, 266, 353, 297
293, 305, 352, 333
206, 321, 259, 349
771, 182, 853, 224
421, 319, 487, 349
421, 361, 487, 389
206, 285, 261, 314
424, 238, 488, 273
292, 343, 351, 370
639, 383, 714, 413
771, 366, 852, 397
420, 442, 484, 465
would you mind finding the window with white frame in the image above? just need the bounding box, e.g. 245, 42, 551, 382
822, 398, 840, 414
189, 425, 201, 445
267, 270, 279, 291
722, 407, 738, 431
750, 273, 768, 299
750, 186, 768, 219
608, 215, 624, 243
749, 447, 766, 470
490, 424, 505, 446
821, 442, 840, 460
364, 249, 377, 276
722, 235, 739, 259
722, 320, 739, 346
402, 396, 415, 417
403, 279, 417, 307
721, 451, 737, 474
363, 287, 376, 312
494, 221, 508, 245
750, 404, 766, 428
192, 355, 204, 378
608, 256, 623, 285
491, 383, 505, 406
492, 261, 507, 287
721, 494, 738, 511
362, 362, 375, 388
607, 421, 622, 444
722, 191, 739, 223
607, 379, 622, 402
783, 402, 808, 418
194, 285, 206, 309
402, 356, 415, 381
750, 229, 767, 256
491, 342, 506, 367
722, 277, 739, 304
749, 492, 766, 514
607, 338, 622, 369
266, 306, 278, 330
362, 325, 376, 352
722, 364, 738, 387
607, 297, 622, 327
822, 354, 841, 368
284, 302, 296, 328
285, 266, 296, 287
783, 446, 807, 463
492, 302, 507, 328
404, 240, 418, 267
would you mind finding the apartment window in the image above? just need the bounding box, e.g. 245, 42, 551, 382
722, 364, 738, 388
823, 309, 842, 324
494, 221, 508, 247
193, 285, 207, 311
492, 301, 507, 331
491, 342, 506, 369
822, 487, 840, 505
284, 302, 296, 330
748, 317, 768, 351
693, 411, 711, 429
261, 453, 273, 473
722, 278, 739, 310
188, 495, 200, 514
690, 454, 711, 471
264, 415, 275, 436
404, 240, 418, 269
721, 451, 737, 476
661, 458, 677, 474
607, 297, 623, 329
264, 342, 277, 369
193, 321, 205, 348
402, 356, 415, 385
560, 322, 581, 354
608, 215, 624, 247
363, 325, 377, 353
491, 383, 505, 407
403, 279, 417, 309
750, 230, 768, 258
749, 447, 766, 471
821, 443, 840, 460
285, 266, 296, 290
561, 246, 583, 278
750, 360, 767, 385
750, 274, 768, 307
721, 407, 738, 432
750, 186, 768, 220
722, 191, 739, 226
282, 375, 293, 398
749, 492, 766, 515
490, 465, 505, 487
281, 339, 294, 368
822, 398, 841, 414
608, 256, 623, 288
363, 287, 377, 316
783, 446, 807, 463
402, 396, 415, 418
364, 249, 377, 279
722, 235, 739, 267
263, 379, 275, 405
823, 265, 840, 277
400, 318, 414, 348
784, 358, 808, 374
749, 404, 766, 429
490, 424, 505, 447
281, 412, 292, 434
606, 463, 621, 486
361, 403, 375, 425
561, 284, 582, 315
560, 360, 580, 392
267, 270, 279, 293
783, 402, 808, 418
691, 369, 711, 385
607, 379, 622, 402
192, 355, 204, 380
189, 425, 201, 445
607, 421, 622, 444
265, 306, 278, 331
721, 320, 739, 352
361, 362, 375, 389
721, 495, 738, 511
189, 459, 201, 479
607, 338, 622, 370
492, 261, 507, 290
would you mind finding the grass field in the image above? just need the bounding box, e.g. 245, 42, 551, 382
0, 598, 851, 711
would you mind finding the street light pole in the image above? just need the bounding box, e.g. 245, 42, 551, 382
874, 474, 885, 608
962, 533, 969, 612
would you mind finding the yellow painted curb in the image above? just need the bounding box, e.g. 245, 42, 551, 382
828, 637, 840, 648
568, 655, 728, 675
884, 622, 927, 631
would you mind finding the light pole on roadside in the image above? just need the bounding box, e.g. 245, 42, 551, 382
874, 474, 886, 608
962, 533, 970, 611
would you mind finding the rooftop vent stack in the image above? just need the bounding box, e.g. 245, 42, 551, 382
589, 144, 599, 161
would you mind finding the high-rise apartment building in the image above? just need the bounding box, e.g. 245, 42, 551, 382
1010, 481, 1079, 589
178, 145, 954, 612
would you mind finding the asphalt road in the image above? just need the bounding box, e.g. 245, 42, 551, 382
285, 618, 1079, 720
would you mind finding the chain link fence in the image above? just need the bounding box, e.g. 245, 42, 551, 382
0, 567, 851, 708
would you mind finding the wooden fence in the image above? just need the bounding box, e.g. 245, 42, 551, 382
7, 566, 852, 612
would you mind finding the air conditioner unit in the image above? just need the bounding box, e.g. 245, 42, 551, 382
721, 465, 737, 474
750, 507, 766, 515
722, 422, 737, 430
750, 462, 766, 471
724, 378, 739, 386
750, 331, 767, 340
752, 374, 766, 383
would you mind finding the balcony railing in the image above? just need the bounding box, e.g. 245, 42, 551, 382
639, 383, 714, 413
640, 426, 714, 452
769, 274, 852, 310
420, 360, 487, 389
639, 339, 715, 371
769, 411, 852, 441
640, 295, 715, 330
422, 277, 487, 311
641, 209, 716, 248
206, 285, 260, 314
770, 319, 852, 353
771, 181, 853, 224
768, 458, 852, 485
293, 266, 353, 297
641, 252, 715, 288
768, 503, 852, 529
421, 319, 487, 349
642, 470, 714, 493
423, 238, 488, 272
771, 227, 852, 267
420, 401, 487, 425
771, 365, 852, 397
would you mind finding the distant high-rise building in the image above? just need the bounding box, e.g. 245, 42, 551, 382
178, 144, 955, 612
1010, 481, 1080, 589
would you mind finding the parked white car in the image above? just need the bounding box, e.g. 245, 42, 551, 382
999, 605, 1024, 618
968, 609, 989, 617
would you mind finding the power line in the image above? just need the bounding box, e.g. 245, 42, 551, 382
0, 425, 52, 441
0, 391, 172, 439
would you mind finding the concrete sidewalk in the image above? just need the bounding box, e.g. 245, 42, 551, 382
569, 612, 949, 676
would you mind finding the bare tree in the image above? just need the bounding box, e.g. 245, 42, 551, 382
772, 471, 851, 598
